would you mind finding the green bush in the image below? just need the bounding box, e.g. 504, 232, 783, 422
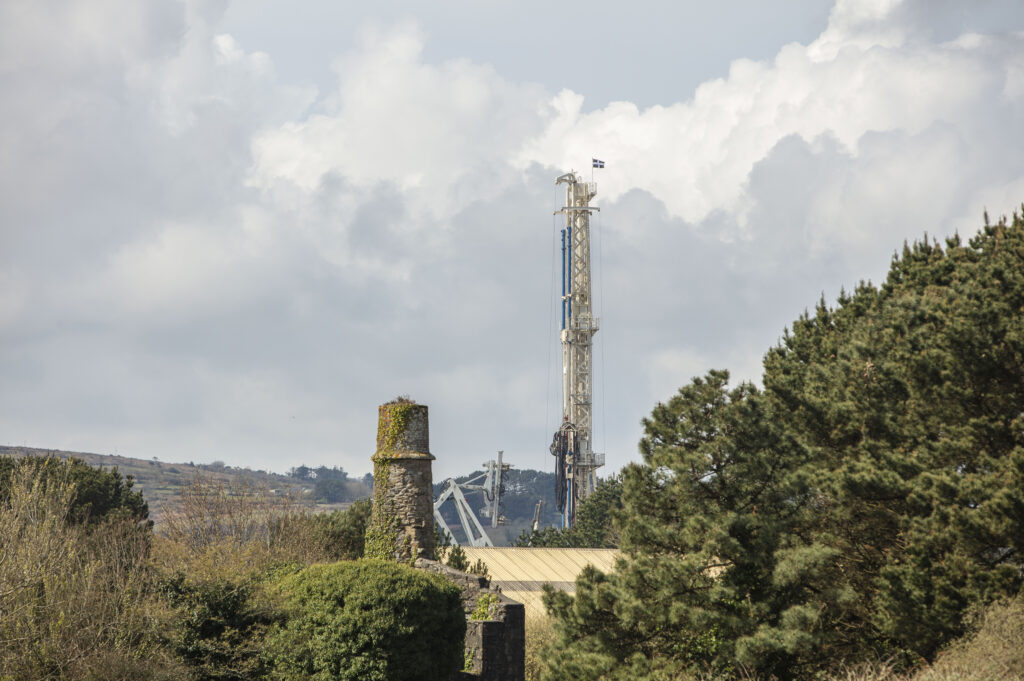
269, 498, 371, 561
0, 454, 149, 526
0, 462, 174, 680
266, 560, 465, 681
157, 570, 280, 681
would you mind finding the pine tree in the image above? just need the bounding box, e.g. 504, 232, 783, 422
542, 211, 1024, 679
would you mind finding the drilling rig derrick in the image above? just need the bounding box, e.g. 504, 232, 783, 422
551, 171, 604, 528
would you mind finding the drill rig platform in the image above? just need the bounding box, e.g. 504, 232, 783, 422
550, 171, 605, 528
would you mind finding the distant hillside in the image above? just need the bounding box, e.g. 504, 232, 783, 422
1, 445, 571, 545
0, 446, 367, 524
434, 467, 565, 546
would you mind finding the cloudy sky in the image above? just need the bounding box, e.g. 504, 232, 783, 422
3, 0, 1024, 480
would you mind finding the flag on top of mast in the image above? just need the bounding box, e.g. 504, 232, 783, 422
592, 158, 605, 168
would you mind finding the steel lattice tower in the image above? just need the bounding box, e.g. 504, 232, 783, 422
551, 171, 604, 528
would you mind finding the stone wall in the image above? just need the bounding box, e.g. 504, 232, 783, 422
416, 559, 525, 681
367, 399, 524, 680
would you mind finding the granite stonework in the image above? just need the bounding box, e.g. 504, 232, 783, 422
372, 401, 435, 561
370, 400, 525, 681
416, 559, 526, 681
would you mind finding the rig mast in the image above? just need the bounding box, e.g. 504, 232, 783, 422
551, 171, 604, 528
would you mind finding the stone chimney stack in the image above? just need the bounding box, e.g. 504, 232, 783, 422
365, 398, 435, 561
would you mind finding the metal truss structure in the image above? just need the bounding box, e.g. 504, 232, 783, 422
551, 172, 604, 528
433, 452, 510, 547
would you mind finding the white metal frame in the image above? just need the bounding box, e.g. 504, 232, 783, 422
554, 172, 604, 527
433, 452, 510, 546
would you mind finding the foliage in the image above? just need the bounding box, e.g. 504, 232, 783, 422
0, 456, 457, 681
515, 474, 622, 548
314, 476, 359, 503
363, 459, 401, 561
288, 465, 313, 480
271, 498, 371, 561
309, 466, 370, 503
0, 461, 175, 680
442, 544, 489, 576
265, 560, 465, 681
0, 453, 148, 526
542, 214, 1024, 680
470, 593, 501, 621
447, 544, 470, 571
913, 595, 1024, 681
524, 616, 556, 681
154, 479, 371, 679
161, 476, 302, 552
157, 570, 280, 681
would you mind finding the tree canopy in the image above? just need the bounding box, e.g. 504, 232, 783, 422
0, 454, 148, 526
515, 474, 622, 548
542, 214, 1024, 680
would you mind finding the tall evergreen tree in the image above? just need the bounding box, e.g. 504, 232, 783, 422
542, 212, 1024, 679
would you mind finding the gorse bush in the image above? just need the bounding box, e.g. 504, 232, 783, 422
265, 560, 465, 681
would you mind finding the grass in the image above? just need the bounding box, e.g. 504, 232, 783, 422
911, 596, 1024, 681
525, 614, 555, 681
524, 599, 1024, 681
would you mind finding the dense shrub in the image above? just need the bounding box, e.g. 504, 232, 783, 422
157, 570, 281, 681
0, 454, 148, 526
0, 461, 174, 680
270, 498, 371, 561
266, 560, 465, 681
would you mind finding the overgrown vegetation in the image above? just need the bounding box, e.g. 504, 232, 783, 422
0, 458, 177, 680
524, 615, 556, 681
6, 214, 1024, 681
540, 214, 1024, 680
266, 560, 465, 681
0, 457, 419, 681
515, 474, 622, 548
0, 453, 149, 525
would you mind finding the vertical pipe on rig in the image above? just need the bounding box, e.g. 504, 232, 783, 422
567, 225, 573, 322
560, 228, 567, 330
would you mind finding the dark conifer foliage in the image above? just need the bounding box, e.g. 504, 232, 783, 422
0, 454, 149, 525
542, 212, 1024, 680
515, 474, 622, 548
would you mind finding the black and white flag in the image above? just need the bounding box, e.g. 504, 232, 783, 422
592, 158, 605, 168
